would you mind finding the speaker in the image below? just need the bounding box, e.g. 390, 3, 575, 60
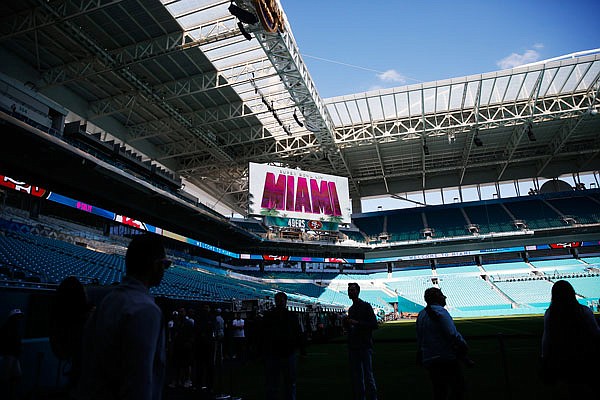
29, 198, 40, 219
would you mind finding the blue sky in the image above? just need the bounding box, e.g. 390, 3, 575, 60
282, 0, 600, 99
281, 0, 600, 211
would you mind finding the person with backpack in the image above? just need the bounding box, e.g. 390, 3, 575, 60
75, 234, 171, 400
416, 287, 472, 400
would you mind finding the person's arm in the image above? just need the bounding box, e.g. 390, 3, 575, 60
120, 305, 162, 400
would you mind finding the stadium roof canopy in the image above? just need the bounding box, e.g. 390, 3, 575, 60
1, 0, 599, 216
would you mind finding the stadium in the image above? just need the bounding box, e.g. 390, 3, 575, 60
0, 0, 599, 399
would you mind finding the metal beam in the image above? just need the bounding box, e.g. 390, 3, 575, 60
238, 0, 359, 196
333, 92, 592, 147
0, 0, 125, 41
537, 77, 600, 176
37, 0, 235, 164
536, 116, 584, 176
356, 148, 600, 182
374, 143, 389, 193
40, 15, 240, 87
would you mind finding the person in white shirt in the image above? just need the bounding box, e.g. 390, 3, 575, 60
416, 287, 471, 400
231, 313, 245, 360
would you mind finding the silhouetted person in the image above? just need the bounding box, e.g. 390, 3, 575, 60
262, 292, 302, 400
213, 308, 225, 392
50, 276, 93, 396
541, 280, 600, 398
345, 282, 378, 400
75, 234, 171, 400
0, 308, 24, 400
416, 287, 469, 400
193, 304, 214, 394
231, 312, 245, 361
172, 307, 194, 388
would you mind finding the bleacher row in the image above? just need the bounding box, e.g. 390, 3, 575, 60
350, 190, 600, 242
1, 229, 599, 317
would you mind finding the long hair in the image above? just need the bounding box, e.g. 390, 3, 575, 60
547, 280, 584, 344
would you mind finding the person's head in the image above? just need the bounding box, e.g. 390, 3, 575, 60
424, 287, 446, 307
274, 291, 288, 309
56, 276, 89, 317
348, 282, 360, 300
125, 234, 170, 287
550, 280, 578, 308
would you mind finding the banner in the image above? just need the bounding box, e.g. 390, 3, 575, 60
248, 162, 351, 223
264, 216, 339, 231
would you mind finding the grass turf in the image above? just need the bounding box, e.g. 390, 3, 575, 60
221, 314, 584, 400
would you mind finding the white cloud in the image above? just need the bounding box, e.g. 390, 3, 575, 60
497, 49, 541, 69
533, 43, 544, 49
376, 69, 406, 83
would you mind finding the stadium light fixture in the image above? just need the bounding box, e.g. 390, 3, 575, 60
473, 129, 483, 147
524, 122, 536, 141
228, 3, 258, 25
447, 132, 455, 144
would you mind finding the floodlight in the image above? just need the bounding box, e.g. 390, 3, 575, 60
473, 128, 483, 147
524, 123, 536, 141
228, 3, 258, 25
447, 132, 455, 144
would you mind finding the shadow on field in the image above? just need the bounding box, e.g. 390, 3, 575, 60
167, 315, 587, 400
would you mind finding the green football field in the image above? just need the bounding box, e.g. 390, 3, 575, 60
221, 314, 587, 400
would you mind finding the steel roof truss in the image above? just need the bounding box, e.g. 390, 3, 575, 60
0, 0, 126, 41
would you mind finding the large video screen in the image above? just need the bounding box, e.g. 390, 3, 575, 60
248, 162, 351, 224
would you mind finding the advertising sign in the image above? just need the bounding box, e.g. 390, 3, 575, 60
264, 216, 339, 231
248, 162, 351, 224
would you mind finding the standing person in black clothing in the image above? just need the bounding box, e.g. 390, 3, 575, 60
262, 292, 302, 400
541, 280, 600, 398
345, 282, 378, 400
50, 276, 93, 397
0, 308, 24, 400
193, 304, 215, 394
